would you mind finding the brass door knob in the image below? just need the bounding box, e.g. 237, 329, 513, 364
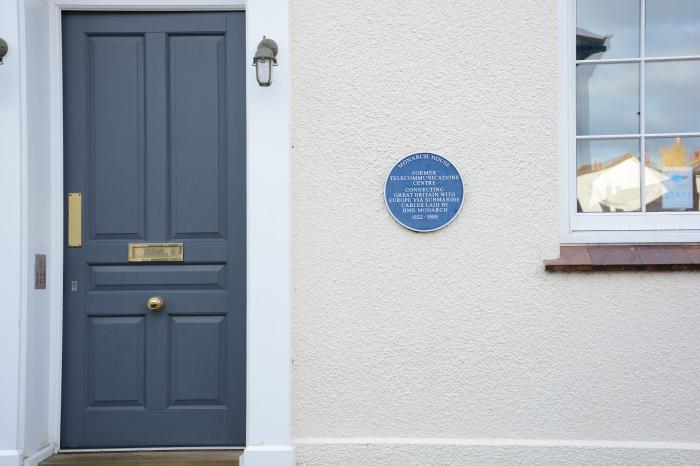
147, 296, 165, 312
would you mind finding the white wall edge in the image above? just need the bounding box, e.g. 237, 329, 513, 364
16, 0, 30, 458
296, 437, 700, 451
244, 0, 293, 451
22, 446, 55, 466
41, 0, 292, 456
557, 0, 572, 245
241, 445, 295, 466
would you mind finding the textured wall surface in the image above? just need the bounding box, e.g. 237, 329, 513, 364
295, 443, 700, 466
290, 0, 700, 464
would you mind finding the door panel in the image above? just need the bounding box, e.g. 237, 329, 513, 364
88, 35, 146, 239
170, 315, 226, 404
169, 35, 227, 239
62, 12, 245, 448
89, 316, 145, 406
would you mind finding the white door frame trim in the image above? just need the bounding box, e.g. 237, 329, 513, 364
43, 1, 292, 464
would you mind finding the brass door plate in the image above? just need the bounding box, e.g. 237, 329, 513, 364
128, 243, 184, 262
67, 193, 82, 247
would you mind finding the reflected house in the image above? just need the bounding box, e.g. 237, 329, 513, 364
576, 27, 609, 60
577, 153, 668, 212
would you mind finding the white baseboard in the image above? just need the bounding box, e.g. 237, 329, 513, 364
0, 450, 20, 466
296, 437, 700, 450
241, 445, 294, 466
295, 438, 700, 465
23, 446, 55, 466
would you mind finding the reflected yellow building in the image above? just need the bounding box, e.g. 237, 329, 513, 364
660, 137, 688, 168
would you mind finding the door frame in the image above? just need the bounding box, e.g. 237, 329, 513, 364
44, 1, 292, 464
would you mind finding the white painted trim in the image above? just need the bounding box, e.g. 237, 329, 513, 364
16, 0, 30, 460
47, 3, 65, 446
558, 0, 700, 243
0, 0, 25, 461
296, 437, 700, 451
60, 447, 241, 452
241, 445, 295, 466
0, 450, 20, 466
558, 0, 573, 243
23, 446, 55, 466
41, 2, 293, 465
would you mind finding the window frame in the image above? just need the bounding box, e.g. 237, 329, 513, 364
559, 0, 700, 243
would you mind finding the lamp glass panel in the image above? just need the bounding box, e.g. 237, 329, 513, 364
256, 59, 272, 86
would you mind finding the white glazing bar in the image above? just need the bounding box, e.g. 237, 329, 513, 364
575, 134, 641, 140
577, 55, 700, 65
577, 132, 700, 140
644, 55, 700, 63
640, 0, 647, 212
575, 57, 641, 65
646, 132, 700, 138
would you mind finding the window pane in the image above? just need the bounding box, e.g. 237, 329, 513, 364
577, 63, 639, 136
645, 60, 700, 134
646, 0, 700, 57
577, 0, 639, 60
645, 137, 700, 211
577, 139, 641, 212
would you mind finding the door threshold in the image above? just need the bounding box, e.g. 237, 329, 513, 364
42, 449, 242, 466
59, 447, 243, 453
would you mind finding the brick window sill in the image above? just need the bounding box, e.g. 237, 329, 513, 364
544, 245, 700, 272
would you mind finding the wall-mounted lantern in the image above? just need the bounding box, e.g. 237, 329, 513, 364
0, 38, 8, 65
252, 36, 278, 87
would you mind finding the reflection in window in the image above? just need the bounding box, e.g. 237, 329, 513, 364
576, 63, 639, 136
646, 61, 700, 134
577, 139, 641, 212
646, 137, 700, 212
646, 0, 700, 57
574, 0, 700, 215
577, 0, 639, 60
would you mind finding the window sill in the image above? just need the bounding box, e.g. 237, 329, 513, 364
544, 244, 700, 271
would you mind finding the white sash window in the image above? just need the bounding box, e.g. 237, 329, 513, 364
560, 0, 700, 242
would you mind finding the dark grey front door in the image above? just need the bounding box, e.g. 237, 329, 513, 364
61, 12, 245, 448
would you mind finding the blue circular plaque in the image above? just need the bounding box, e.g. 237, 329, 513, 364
384, 153, 464, 232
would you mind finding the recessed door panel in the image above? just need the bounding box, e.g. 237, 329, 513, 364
169, 35, 226, 239
170, 315, 225, 405
88, 36, 146, 239
62, 12, 245, 448
89, 264, 226, 290
89, 316, 145, 406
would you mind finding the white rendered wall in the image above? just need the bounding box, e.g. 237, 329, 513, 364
0, 1, 24, 465
21, 0, 53, 460
0, 1, 53, 464
290, 0, 700, 464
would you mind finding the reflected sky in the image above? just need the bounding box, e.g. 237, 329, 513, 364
577, 0, 639, 60
576, 1, 700, 137
576, 63, 638, 135
647, 0, 700, 57
646, 60, 700, 134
